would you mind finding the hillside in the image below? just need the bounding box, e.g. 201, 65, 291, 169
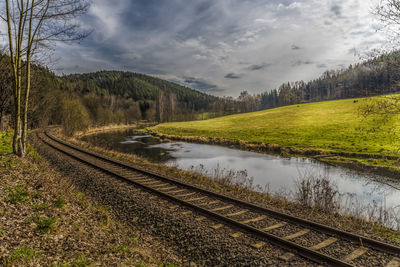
151, 96, 400, 169
261, 52, 400, 109
0, 57, 223, 132
61, 71, 218, 111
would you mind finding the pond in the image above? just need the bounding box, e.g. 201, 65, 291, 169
81, 129, 400, 227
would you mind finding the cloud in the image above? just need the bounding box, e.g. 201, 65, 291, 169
248, 63, 270, 71
224, 73, 242, 79
48, 0, 387, 96
293, 60, 315, 66
348, 48, 357, 55
291, 44, 301, 50
183, 76, 222, 92
117, 53, 142, 61
330, 3, 342, 17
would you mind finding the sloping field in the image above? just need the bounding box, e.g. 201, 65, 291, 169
151, 97, 400, 158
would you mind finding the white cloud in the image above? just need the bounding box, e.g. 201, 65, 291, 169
52, 0, 389, 97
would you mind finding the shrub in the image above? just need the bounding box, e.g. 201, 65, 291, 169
60, 98, 91, 136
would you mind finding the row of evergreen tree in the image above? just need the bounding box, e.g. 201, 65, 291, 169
260, 53, 400, 109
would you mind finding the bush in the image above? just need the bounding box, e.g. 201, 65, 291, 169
294, 172, 340, 212
60, 98, 91, 136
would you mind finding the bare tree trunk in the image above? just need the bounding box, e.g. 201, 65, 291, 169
4, 0, 89, 156
21, 1, 34, 156
6, 0, 22, 156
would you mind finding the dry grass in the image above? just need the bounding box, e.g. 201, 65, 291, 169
63, 128, 400, 244
0, 131, 180, 266
73, 123, 138, 138
292, 172, 400, 231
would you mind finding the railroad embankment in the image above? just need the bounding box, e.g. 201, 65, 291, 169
69, 126, 400, 245
0, 131, 179, 266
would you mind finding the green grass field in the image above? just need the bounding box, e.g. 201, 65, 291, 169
151, 97, 400, 158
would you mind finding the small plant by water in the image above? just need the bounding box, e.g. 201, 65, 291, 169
294, 171, 340, 213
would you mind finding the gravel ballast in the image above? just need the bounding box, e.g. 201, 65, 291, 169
31, 133, 315, 266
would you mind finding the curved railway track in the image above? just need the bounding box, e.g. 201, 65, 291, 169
37, 130, 400, 267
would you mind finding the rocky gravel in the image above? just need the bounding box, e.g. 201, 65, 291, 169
32, 133, 316, 266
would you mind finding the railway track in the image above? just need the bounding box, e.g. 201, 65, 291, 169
38, 130, 400, 266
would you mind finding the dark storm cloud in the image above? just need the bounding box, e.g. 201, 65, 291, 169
224, 73, 242, 79
183, 77, 222, 92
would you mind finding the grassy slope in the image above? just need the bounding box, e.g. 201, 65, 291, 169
152, 97, 400, 157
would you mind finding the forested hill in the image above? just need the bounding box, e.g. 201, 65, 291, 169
60, 71, 217, 111
1, 56, 227, 133
261, 52, 400, 109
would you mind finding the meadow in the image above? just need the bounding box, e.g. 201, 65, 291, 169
151, 97, 400, 159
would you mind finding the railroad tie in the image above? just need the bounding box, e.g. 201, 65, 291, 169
210, 205, 233, 212
262, 222, 286, 231
195, 216, 206, 221
131, 178, 149, 183
149, 183, 166, 187
283, 229, 310, 240
309, 237, 338, 250
211, 224, 224, 230
241, 215, 267, 224
167, 189, 186, 194
126, 174, 143, 179
169, 205, 179, 210
251, 241, 266, 249
279, 252, 295, 262
226, 209, 248, 217
158, 186, 177, 191
186, 196, 207, 202
151, 183, 169, 188
342, 247, 368, 263
141, 180, 160, 185
230, 232, 243, 238
386, 257, 400, 267
203, 200, 219, 205
181, 210, 192, 215
175, 192, 196, 198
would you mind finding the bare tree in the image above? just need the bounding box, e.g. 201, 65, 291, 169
376, 1, 400, 33
1, 0, 89, 156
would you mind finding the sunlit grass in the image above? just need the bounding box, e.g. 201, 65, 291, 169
152, 97, 400, 157
0, 131, 13, 153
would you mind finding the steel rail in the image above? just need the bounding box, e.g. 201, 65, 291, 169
38, 131, 400, 266
44, 131, 400, 256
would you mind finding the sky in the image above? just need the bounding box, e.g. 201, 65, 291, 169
2, 0, 389, 97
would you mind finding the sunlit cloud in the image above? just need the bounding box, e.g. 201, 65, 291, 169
50, 0, 387, 96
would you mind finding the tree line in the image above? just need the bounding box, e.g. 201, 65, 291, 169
4, 50, 400, 137
260, 53, 400, 109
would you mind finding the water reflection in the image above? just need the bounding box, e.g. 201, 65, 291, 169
81, 129, 400, 225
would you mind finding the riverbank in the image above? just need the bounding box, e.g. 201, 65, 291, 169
66, 125, 400, 245
0, 131, 179, 266
150, 97, 400, 178
74, 123, 138, 138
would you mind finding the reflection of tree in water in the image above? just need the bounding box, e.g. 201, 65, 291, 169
80, 129, 174, 163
